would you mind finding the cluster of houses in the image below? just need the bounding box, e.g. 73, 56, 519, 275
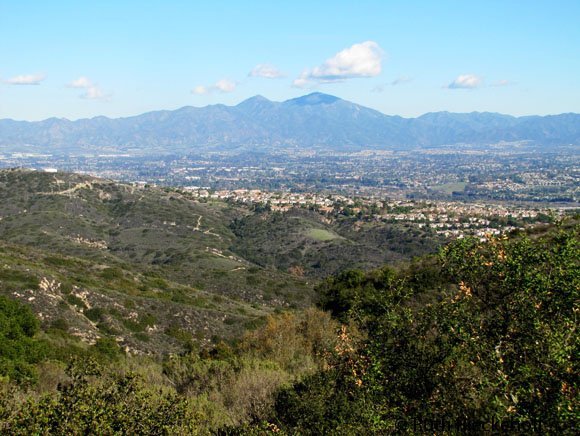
180, 187, 562, 240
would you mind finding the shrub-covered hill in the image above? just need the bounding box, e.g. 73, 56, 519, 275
270, 222, 579, 434
231, 207, 444, 278
0, 215, 577, 433
0, 169, 447, 352
0, 239, 274, 355
0, 168, 310, 304
0, 169, 315, 354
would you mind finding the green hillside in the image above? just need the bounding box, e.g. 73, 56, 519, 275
0, 169, 313, 354
3, 169, 575, 433
1, 215, 577, 433
0, 169, 445, 355
0, 169, 308, 302
231, 207, 444, 277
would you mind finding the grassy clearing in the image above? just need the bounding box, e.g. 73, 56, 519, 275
306, 228, 339, 242
432, 182, 467, 194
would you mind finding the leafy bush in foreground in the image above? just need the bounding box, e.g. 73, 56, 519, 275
274, 228, 579, 434
1, 358, 201, 435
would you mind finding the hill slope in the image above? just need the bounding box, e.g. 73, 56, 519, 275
0, 169, 312, 353
0, 169, 447, 353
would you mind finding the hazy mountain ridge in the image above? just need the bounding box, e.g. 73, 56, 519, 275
2, 93, 579, 153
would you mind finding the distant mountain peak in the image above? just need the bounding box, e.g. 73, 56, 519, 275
238, 95, 271, 104
284, 92, 341, 106
236, 95, 275, 111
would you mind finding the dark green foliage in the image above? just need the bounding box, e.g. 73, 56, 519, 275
0, 296, 46, 384
65, 294, 87, 310
100, 266, 124, 280
230, 208, 443, 278
1, 359, 199, 435
134, 332, 150, 342
121, 313, 156, 334
84, 307, 105, 322
275, 227, 579, 434
92, 337, 123, 361
274, 326, 373, 435
275, 371, 364, 435
49, 318, 69, 332
164, 324, 194, 345
0, 268, 38, 291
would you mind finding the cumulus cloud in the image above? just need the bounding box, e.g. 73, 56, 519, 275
4, 73, 46, 85
67, 76, 108, 100
447, 74, 482, 89
192, 79, 237, 95
292, 71, 316, 89
249, 64, 285, 79
81, 86, 105, 100
293, 41, 384, 88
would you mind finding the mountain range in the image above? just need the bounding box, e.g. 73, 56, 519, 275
1, 92, 579, 153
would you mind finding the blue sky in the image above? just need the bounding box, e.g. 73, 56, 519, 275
1, 0, 579, 120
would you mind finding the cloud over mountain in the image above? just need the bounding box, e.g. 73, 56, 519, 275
293, 41, 384, 88
447, 74, 482, 89
67, 76, 107, 100
249, 64, 285, 79
192, 79, 237, 95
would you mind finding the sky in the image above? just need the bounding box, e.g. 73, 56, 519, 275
1, 0, 579, 121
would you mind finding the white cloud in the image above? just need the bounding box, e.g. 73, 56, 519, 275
81, 86, 105, 100
67, 76, 108, 100
249, 64, 285, 79
447, 74, 482, 89
192, 79, 237, 95
214, 79, 236, 93
192, 85, 208, 95
292, 71, 315, 89
68, 76, 93, 88
4, 73, 46, 85
391, 76, 412, 86
492, 79, 512, 87
294, 41, 384, 87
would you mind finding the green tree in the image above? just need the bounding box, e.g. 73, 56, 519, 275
0, 296, 46, 384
